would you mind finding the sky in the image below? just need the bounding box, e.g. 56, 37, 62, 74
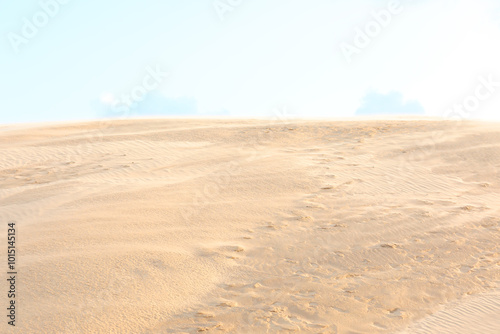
1, 0, 500, 124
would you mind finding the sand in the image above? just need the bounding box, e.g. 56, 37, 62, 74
0, 119, 499, 333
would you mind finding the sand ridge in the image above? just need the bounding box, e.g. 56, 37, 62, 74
0, 119, 499, 333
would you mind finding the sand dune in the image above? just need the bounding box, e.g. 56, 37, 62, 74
401, 289, 500, 333
0, 119, 499, 333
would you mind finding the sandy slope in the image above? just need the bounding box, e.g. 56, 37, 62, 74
0, 119, 499, 333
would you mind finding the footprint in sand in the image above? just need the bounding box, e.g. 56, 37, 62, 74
196, 311, 214, 319
217, 301, 238, 308
386, 308, 406, 318
298, 215, 314, 222
380, 243, 401, 249
234, 246, 245, 252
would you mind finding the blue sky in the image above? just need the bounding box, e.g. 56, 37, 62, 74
1, 0, 500, 124
355, 91, 424, 116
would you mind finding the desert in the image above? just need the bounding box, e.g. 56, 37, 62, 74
0, 119, 498, 333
